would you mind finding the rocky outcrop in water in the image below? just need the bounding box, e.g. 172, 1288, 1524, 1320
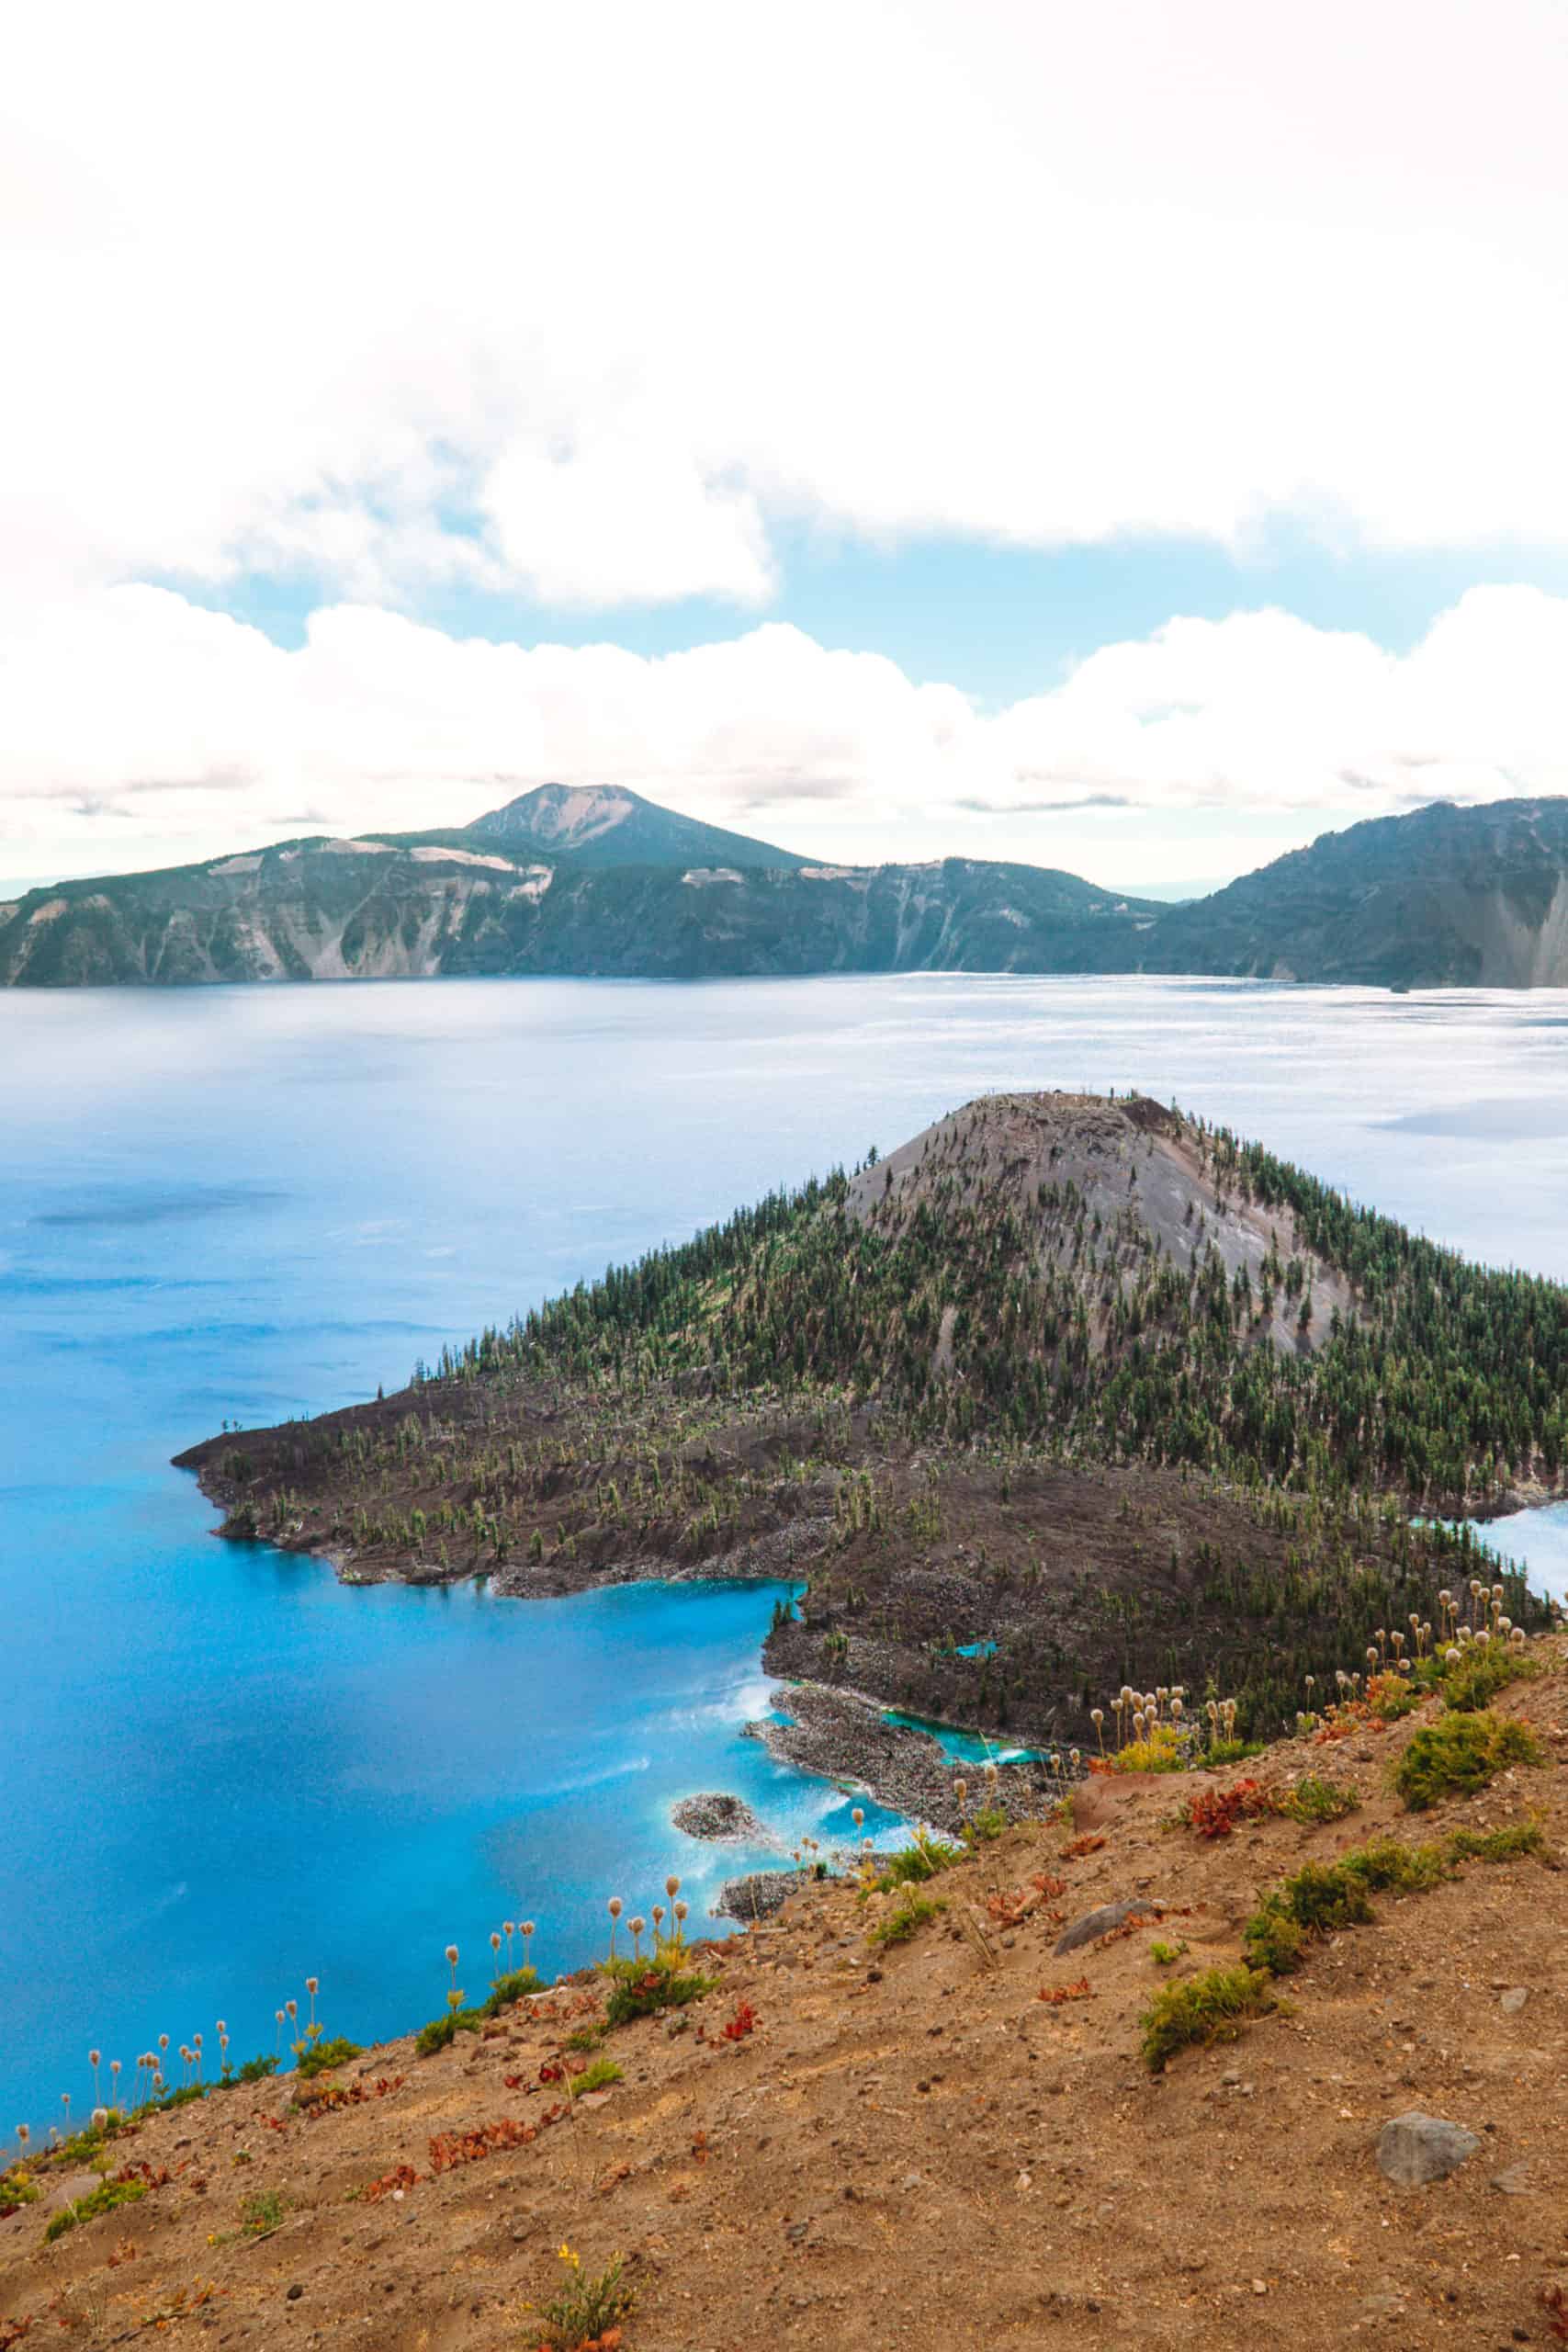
671, 1792, 766, 1842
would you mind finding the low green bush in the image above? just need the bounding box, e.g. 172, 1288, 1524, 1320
416, 1964, 543, 2056
44, 2175, 147, 2242
1205, 1738, 1266, 1768
1283, 1774, 1360, 1826
567, 2058, 624, 2098
239, 2189, 285, 2236
867, 1891, 942, 1949
295, 2037, 362, 2080
875, 1834, 959, 1890
1243, 1824, 1543, 1979
536, 2250, 636, 2352
601, 1953, 716, 2029
1393, 1713, 1544, 1810
1140, 1966, 1275, 2072
1439, 1645, 1539, 1713
1447, 1820, 1547, 1862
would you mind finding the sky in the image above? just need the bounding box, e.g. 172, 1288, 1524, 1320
5, 0, 1568, 896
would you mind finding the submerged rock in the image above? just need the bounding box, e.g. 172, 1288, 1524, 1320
671, 1792, 765, 1842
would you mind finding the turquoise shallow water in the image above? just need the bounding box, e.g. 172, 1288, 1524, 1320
6, 971, 1568, 2135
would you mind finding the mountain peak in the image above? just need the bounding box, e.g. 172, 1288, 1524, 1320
465, 783, 805, 870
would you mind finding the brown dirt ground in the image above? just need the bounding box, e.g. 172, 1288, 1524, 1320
8, 1656, 1568, 2352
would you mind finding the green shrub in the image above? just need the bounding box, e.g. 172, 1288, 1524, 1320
1140, 1966, 1275, 2072
1205, 1738, 1266, 1768
1447, 1820, 1547, 1862
1343, 1835, 1450, 1894
1439, 1645, 1539, 1713
536, 2249, 636, 2352
867, 1891, 942, 1949
232, 2054, 278, 2086
479, 1965, 540, 2017
0, 2168, 39, 2217
876, 1834, 960, 1889
963, 1804, 1010, 1842
567, 2058, 623, 2098
50, 2114, 126, 2166
147, 2083, 206, 2115
240, 2189, 285, 2236
1241, 1900, 1309, 1975
1282, 1775, 1359, 1826
416, 2009, 476, 2057
416, 1963, 543, 2056
44, 2175, 147, 2241
295, 2036, 362, 2080
1393, 1713, 1544, 1810
1243, 1824, 1540, 1978
602, 1953, 716, 2029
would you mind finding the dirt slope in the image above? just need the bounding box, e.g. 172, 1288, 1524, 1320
8, 1645, 1568, 2351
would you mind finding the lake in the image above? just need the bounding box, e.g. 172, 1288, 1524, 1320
5, 971, 1568, 2136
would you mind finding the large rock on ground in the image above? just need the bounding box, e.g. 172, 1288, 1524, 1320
1054, 1896, 1166, 1956
1375, 2112, 1481, 2188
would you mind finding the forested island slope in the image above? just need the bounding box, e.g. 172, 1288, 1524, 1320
178, 1093, 1565, 1756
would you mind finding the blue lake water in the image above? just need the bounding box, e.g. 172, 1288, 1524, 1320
6, 970, 1568, 2135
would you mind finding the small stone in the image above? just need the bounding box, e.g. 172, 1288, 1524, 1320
1252, 2278, 1268, 2295
286, 2286, 304, 2301
1500, 1986, 1529, 2015
1375, 2110, 1482, 2188
1490, 2164, 1532, 2195
899, 2171, 923, 2193
784, 2220, 809, 2243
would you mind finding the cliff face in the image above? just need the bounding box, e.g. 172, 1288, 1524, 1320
1138, 797, 1568, 987
0, 841, 1156, 987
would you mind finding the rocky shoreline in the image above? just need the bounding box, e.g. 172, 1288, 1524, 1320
743, 1679, 1051, 1838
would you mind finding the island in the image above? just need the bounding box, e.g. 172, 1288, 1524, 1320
175, 1090, 1561, 1801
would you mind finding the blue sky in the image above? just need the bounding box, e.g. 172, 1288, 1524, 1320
5, 0, 1568, 895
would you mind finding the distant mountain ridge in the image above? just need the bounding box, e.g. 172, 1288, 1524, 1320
1139, 797, 1568, 988
467, 782, 805, 870
5, 790, 1568, 989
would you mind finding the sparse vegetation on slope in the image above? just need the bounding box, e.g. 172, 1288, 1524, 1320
7, 1634, 1568, 2349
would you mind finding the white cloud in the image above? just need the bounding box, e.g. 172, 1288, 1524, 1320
3, 0, 1568, 615
5, 582, 1568, 888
